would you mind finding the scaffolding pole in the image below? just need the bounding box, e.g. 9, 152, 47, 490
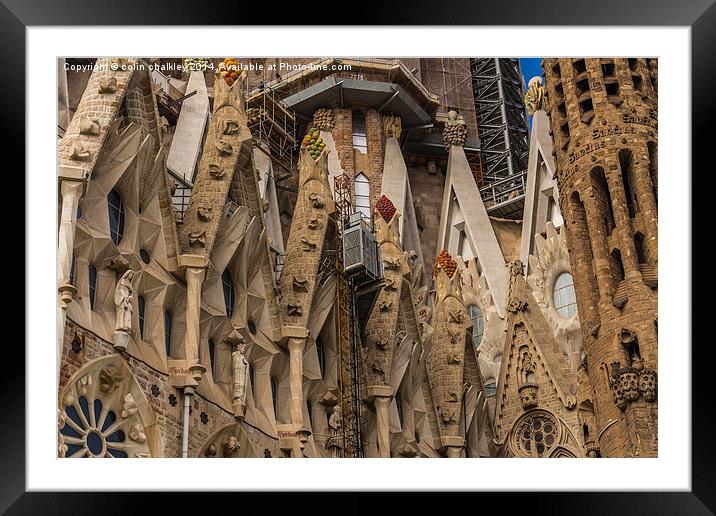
334, 174, 363, 458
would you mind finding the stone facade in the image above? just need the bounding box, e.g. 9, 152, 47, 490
56, 56, 657, 459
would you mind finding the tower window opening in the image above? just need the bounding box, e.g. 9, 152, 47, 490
270, 377, 278, 415
468, 305, 484, 347
579, 98, 594, 122
634, 232, 648, 265
575, 78, 590, 97
316, 336, 325, 377
619, 149, 637, 217
632, 73, 643, 93
583, 423, 590, 442
605, 81, 620, 97
609, 249, 625, 291
551, 62, 561, 78
590, 167, 616, 235
208, 339, 216, 377
557, 101, 567, 118
628, 58, 639, 71
601, 62, 615, 78
222, 269, 235, 317
648, 142, 658, 204
69, 254, 76, 286
572, 59, 587, 75
352, 112, 367, 154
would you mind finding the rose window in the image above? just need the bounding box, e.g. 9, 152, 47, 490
60, 396, 128, 458
512, 411, 560, 457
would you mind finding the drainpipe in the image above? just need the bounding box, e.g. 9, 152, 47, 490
182, 386, 195, 458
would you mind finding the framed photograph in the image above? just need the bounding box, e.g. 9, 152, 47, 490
8, 0, 707, 511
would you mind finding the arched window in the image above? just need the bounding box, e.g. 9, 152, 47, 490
164, 311, 173, 358
468, 305, 485, 347
352, 112, 367, 153
270, 377, 278, 415
137, 295, 146, 339
107, 189, 125, 245
88, 263, 97, 310
354, 173, 371, 218
589, 167, 615, 235
316, 336, 325, 377
222, 270, 234, 317
553, 272, 577, 319
619, 150, 637, 217
648, 141, 658, 204
208, 339, 216, 377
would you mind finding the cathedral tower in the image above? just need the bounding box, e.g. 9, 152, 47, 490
542, 58, 658, 457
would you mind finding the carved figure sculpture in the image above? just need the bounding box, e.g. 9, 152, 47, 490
114, 270, 134, 333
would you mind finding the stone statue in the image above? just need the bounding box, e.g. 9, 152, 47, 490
525, 76, 546, 116
326, 405, 343, 456
113, 270, 134, 333
232, 341, 249, 417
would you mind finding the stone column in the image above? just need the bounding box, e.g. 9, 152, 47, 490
181, 255, 208, 371
373, 391, 393, 458
57, 165, 86, 386
287, 336, 307, 431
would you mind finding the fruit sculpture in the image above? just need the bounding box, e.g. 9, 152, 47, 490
434, 249, 457, 278
376, 195, 396, 223
302, 127, 326, 160
184, 57, 209, 71
220, 57, 242, 86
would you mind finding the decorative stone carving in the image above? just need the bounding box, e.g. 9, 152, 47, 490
215, 140, 233, 155
69, 142, 90, 161
440, 407, 456, 423
524, 76, 547, 116
506, 298, 528, 313
208, 164, 225, 179
222, 119, 240, 135
375, 337, 389, 349
382, 114, 402, 140
205, 443, 217, 457
98, 77, 118, 94
519, 384, 539, 409
307, 216, 320, 230
113, 270, 134, 334
442, 110, 467, 149
79, 117, 101, 136
99, 367, 123, 394
287, 303, 303, 316
447, 353, 461, 364
128, 423, 147, 444
189, 230, 206, 247
122, 393, 138, 418
326, 405, 342, 455
508, 259, 525, 277
383, 257, 401, 270
308, 192, 325, 209
639, 369, 658, 402
77, 374, 92, 396
197, 205, 213, 221
448, 309, 464, 324
301, 237, 316, 252
384, 277, 397, 291
292, 276, 309, 292
223, 435, 240, 456
443, 391, 458, 402
609, 361, 657, 410
379, 300, 393, 312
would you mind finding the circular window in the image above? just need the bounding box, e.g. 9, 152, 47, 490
139, 249, 151, 264
512, 410, 560, 457
552, 272, 577, 319
60, 397, 128, 458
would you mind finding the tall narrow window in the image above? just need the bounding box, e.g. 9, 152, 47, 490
316, 336, 325, 377
610, 249, 625, 286
468, 305, 484, 348
249, 364, 255, 396
88, 263, 97, 310
222, 269, 235, 317
69, 255, 76, 285
619, 150, 637, 217
138, 295, 146, 339
270, 377, 278, 415
484, 382, 497, 397
354, 173, 371, 218
352, 113, 367, 154
164, 310, 173, 358
107, 189, 125, 245
306, 401, 313, 427
208, 339, 216, 377
648, 141, 658, 204
590, 167, 615, 235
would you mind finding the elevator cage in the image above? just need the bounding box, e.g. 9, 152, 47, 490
342, 212, 382, 286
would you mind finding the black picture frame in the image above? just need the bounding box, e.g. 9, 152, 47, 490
6, 0, 708, 512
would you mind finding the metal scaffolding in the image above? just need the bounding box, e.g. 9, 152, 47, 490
244, 85, 297, 183
470, 58, 530, 216
333, 173, 364, 458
